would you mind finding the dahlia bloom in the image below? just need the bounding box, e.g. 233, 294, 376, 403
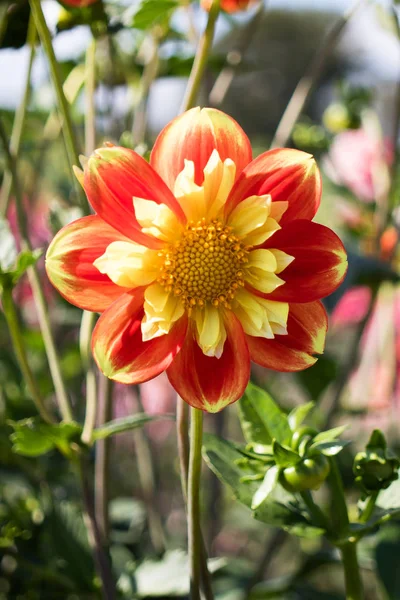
201, 0, 257, 13
46, 108, 347, 412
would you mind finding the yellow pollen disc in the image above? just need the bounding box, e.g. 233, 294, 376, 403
158, 219, 249, 309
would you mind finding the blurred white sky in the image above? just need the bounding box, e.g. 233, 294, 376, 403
0, 0, 398, 111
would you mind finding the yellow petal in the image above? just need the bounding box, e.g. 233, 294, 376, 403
193, 305, 227, 358
233, 289, 289, 338
244, 249, 285, 293
93, 241, 161, 288
133, 197, 182, 241
203, 150, 236, 219
268, 249, 295, 274
142, 283, 185, 341
174, 160, 206, 221
228, 194, 284, 246
270, 201, 289, 222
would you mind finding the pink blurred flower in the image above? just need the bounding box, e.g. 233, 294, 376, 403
7, 199, 53, 326
326, 129, 393, 202
113, 374, 175, 444
332, 284, 400, 424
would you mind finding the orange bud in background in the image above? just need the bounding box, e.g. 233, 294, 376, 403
60, 0, 98, 7
201, 0, 257, 13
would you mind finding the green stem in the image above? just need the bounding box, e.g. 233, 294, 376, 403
28, 0, 89, 214
188, 408, 204, 600
300, 490, 330, 532
132, 34, 160, 146
0, 117, 73, 422
95, 376, 113, 543
340, 542, 364, 600
85, 39, 97, 157
328, 459, 364, 599
0, 14, 37, 217
2, 287, 55, 424
359, 491, 378, 524
80, 310, 98, 445
180, 0, 221, 112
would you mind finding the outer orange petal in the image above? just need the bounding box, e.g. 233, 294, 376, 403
247, 301, 327, 372
167, 311, 250, 412
84, 147, 186, 248
253, 220, 348, 303
225, 148, 321, 224
150, 107, 252, 190
45, 215, 129, 312
92, 288, 188, 384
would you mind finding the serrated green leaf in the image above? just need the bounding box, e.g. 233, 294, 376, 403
92, 413, 171, 441
252, 465, 279, 509
309, 440, 350, 456
8, 418, 82, 457
288, 402, 315, 431
312, 425, 348, 444
202, 433, 259, 508
241, 383, 292, 445
272, 440, 300, 467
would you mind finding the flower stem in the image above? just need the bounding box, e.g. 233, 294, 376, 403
180, 0, 221, 112
80, 310, 98, 445
28, 0, 89, 213
188, 407, 204, 600
328, 459, 364, 599
359, 491, 378, 524
0, 14, 36, 217
95, 376, 113, 543
300, 490, 330, 532
0, 117, 73, 422
340, 543, 364, 600
2, 287, 55, 424
77, 455, 116, 600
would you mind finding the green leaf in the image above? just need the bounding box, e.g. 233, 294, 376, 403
272, 440, 300, 467
8, 418, 82, 457
202, 433, 260, 508
12, 249, 43, 282
309, 440, 350, 456
288, 402, 315, 432
241, 383, 292, 445
125, 0, 179, 30
92, 413, 171, 441
252, 465, 280, 509
312, 425, 348, 444
376, 524, 400, 600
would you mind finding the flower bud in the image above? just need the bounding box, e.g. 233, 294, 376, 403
353, 430, 399, 494
201, 0, 257, 13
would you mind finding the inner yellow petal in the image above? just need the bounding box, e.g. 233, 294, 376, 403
232, 289, 289, 338
193, 305, 227, 358
133, 197, 182, 241
244, 249, 285, 294
141, 283, 185, 341
93, 241, 162, 288
173, 150, 236, 223
227, 195, 285, 246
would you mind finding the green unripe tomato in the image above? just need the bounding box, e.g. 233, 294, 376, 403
291, 426, 318, 451
280, 454, 330, 493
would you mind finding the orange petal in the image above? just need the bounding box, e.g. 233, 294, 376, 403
255, 220, 348, 303
150, 107, 252, 191
92, 288, 188, 384
167, 311, 250, 412
226, 148, 321, 225
247, 301, 327, 372
83, 146, 186, 248
45, 215, 129, 312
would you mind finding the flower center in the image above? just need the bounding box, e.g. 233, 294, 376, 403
157, 218, 249, 310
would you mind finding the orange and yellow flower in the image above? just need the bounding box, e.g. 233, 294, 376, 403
45, 108, 347, 412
